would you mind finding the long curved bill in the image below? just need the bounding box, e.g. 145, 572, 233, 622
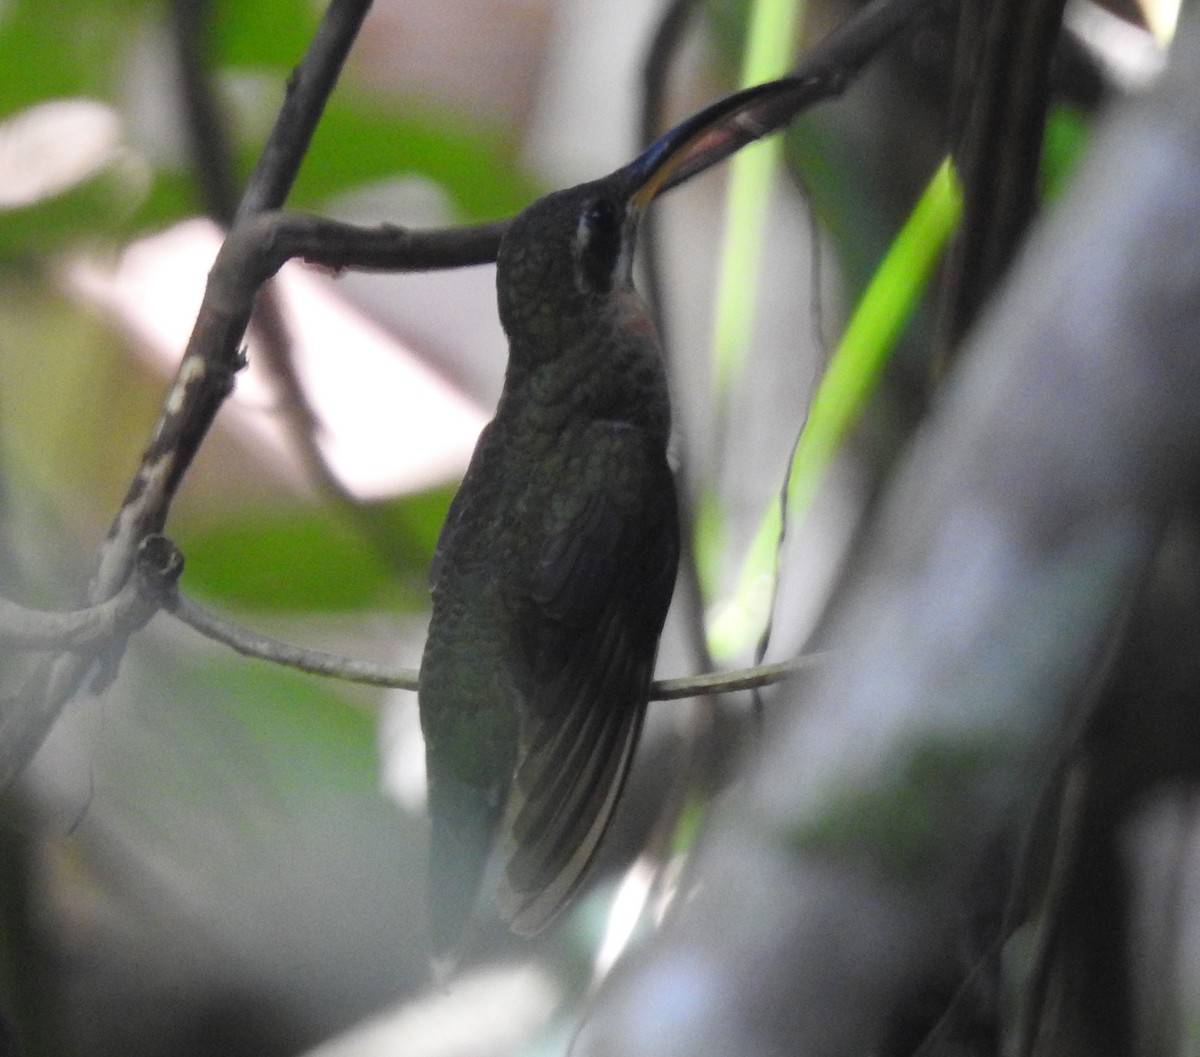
622, 0, 931, 210
625, 76, 814, 212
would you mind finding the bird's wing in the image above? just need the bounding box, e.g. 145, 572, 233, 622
429, 421, 496, 588
496, 421, 679, 935
422, 418, 526, 959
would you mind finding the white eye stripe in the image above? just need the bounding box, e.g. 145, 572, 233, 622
571, 211, 591, 294
572, 196, 627, 295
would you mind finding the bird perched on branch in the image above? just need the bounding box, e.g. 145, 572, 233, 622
418, 76, 808, 960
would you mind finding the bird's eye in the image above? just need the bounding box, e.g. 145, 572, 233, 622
575, 196, 623, 294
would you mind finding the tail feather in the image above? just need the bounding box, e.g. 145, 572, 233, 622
426, 773, 505, 962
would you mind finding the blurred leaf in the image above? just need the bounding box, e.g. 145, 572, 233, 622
1042, 105, 1090, 202
130, 94, 538, 236
709, 0, 805, 400
292, 98, 538, 221
121, 652, 379, 814
784, 112, 894, 303
0, 157, 150, 258
178, 506, 428, 612
0, 0, 152, 111
362, 486, 455, 569
208, 0, 320, 71
0, 279, 162, 531
125, 166, 205, 234
212, 661, 379, 797
703, 0, 756, 75
0, 1, 537, 244
697, 0, 805, 605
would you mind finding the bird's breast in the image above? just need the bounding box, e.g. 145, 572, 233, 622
614, 289, 661, 343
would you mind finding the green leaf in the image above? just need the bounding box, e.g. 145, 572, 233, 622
208, 0, 320, 71
709, 0, 806, 399
697, 0, 806, 605
361, 487, 456, 569
213, 662, 379, 796
124, 166, 206, 235
291, 98, 538, 221
178, 507, 424, 613
0, 1, 152, 111
121, 651, 381, 820
1042, 105, 1090, 203
130, 96, 539, 234
0, 279, 164, 517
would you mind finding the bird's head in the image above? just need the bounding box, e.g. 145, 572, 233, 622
495, 75, 809, 359
495, 175, 642, 352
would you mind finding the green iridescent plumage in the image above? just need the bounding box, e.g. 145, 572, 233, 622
419, 177, 678, 955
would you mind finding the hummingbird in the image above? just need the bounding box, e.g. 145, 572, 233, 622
417, 77, 809, 958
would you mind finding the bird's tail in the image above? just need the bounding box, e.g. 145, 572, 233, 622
426, 772, 506, 967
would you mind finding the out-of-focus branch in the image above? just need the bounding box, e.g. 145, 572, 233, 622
171, 0, 342, 492
0, 537, 178, 649
936, 0, 1069, 365
580, 16, 1200, 1055
170, 0, 240, 222
170, 0, 385, 520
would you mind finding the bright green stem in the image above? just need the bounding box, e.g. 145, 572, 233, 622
711, 0, 805, 398
708, 157, 963, 660
695, 0, 805, 605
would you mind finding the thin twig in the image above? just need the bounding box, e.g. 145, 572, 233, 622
136, 535, 823, 697
168, 586, 421, 689
165, 587, 823, 698
652, 656, 825, 700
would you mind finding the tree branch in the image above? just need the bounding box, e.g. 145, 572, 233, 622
170, 0, 362, 517
170, 0, 240, 223
232, 0, 375, 222
0, 537, 179, 649
0, 0, 379, 793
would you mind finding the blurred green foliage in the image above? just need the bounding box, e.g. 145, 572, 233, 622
0, 0, 528, 603
177, 494, 454, 612
0, 0, 540, 257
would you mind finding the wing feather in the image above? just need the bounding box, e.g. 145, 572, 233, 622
495, 422, 678, 934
